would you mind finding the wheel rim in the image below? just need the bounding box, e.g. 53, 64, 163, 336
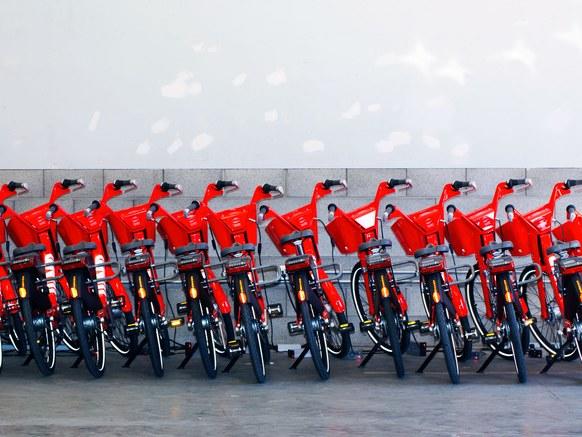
325, 311, 343, 355
201, 302, 217, 371
250, 306, 265, 377
212, 312, 227, 355
351, 266, 393, 353
467, 271, 514, 358
150, 302, 164, 371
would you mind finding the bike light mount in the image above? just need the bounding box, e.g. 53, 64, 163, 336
225, 255, 253, 274
366, 252, 392, 270
176, 252, 205, 272
125, 253, 151, 272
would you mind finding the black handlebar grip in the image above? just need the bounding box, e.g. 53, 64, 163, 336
567, 204, 577, 214
62, 178, 80, 188
187, 200, 200, 211
262, 183, 278, 194
113, 179, 133, 189
161, 182, 178, 192
323, 179, 342, 189
215, 180, 235, 190
506, 178, 527, 188
88, 200, 100, 211
388, 178, 407, 188
7, 181, 24, 191
452, 180, 471, 191
505, 204, 515, 213
565, 179, 582, 189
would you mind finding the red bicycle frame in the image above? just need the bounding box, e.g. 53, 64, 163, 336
56, 188, 134, 317
0, 182, 30, 322
6, 179, 85, 316
388, 182, 472, 319
445, 179, 531, 319
263, 180, 346, 314
498, 181, 578, 320
325, 179, 412, 316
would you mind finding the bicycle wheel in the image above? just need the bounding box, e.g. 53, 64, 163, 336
8, 313, 27, 356
106, 286, 137, 356
520, 266, 577, 359
300, 300, 330, 380
325, 311, 351, 358
190, 295, 217, 379
141, 300, 164, 377
504, 301, 527, 383
212, 311, 228, 357
240, 303, 266, 383
466, 267, 514, 359
381, 297, 405, 378
351, 263, 409, 354
435, 302, 460, 384
71, 298, 106, 378
21, 297, 56, 376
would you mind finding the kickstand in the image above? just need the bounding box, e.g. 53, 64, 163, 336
22, 354, 34, 367
177, 343, 199, 369
71, 353, 84, 368
222, 354, 241, 373
290, 344, 309, 370
541, 338, 573, 374
358, 342, 381, 368
477, 340, 506, 373
123, 338, 148, 368
416, 342, 441, 373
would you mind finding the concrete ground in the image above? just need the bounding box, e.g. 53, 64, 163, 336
0, 346, 581, 437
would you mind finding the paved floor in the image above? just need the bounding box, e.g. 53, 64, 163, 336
0, 346, 581, 436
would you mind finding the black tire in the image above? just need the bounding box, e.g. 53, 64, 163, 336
520, 266, 577, 359
8, 313, 27, 356
381, 297, 405, 378
467, 266, 529, 360
240, 303, 266, 383
21, 297, 55, 376
504, 302, 527, 383
325, 311, 351, 358
435, 302, 460, 384
71, 298, 106, 378
141, 301, 164, 377
351, 263, 410, 354
300, 301, 330, 380
190, 297, 217, 379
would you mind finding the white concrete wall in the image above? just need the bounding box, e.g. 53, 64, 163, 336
2, 1, 582, 168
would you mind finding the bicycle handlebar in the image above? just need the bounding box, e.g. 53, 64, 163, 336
507, 178, 527, 188
215, 180, 238, 190
7, 181, 29, 193
565, 179, 582, 189
84, 200, 101, 216
262, 183, 284, 196
322, 179, 343, 189
113, 179, 136, 190
160, 182, 183, 194
452, 180, 473, 191
62, 178, 85, 189
183, 200, 201, 217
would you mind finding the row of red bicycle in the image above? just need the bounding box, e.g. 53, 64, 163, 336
0, 176, 581, 384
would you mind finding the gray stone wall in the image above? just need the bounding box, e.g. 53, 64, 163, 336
2, 168, 582, 347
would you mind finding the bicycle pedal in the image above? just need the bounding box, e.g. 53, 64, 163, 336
169, 317, 184, 328
483, 332, 498, 345
338, 322, 355, 333
176, 301, 189, 315
60, 302, 72, 315
287, 321, 304, 336
465, 329, 480, 341
267, 303, 283, 318
227, 340, 242, 357
359, 319, 374, 333
406, 320, 422, 330
419, 321, 431, 334
125, 322, 139, 335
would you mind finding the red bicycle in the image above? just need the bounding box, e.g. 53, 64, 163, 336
500, 179, 582, 361
103, 180, 180, 377
387, 181, 477, 384
445, 179, 536, 383
5, 179, 85, 375
261, 179, 354, 380
56, 183, 139, 377
149, 183, 239, 379
204, 181, 283, 383
325, 178, 416, 378
0, 182, 31, 365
